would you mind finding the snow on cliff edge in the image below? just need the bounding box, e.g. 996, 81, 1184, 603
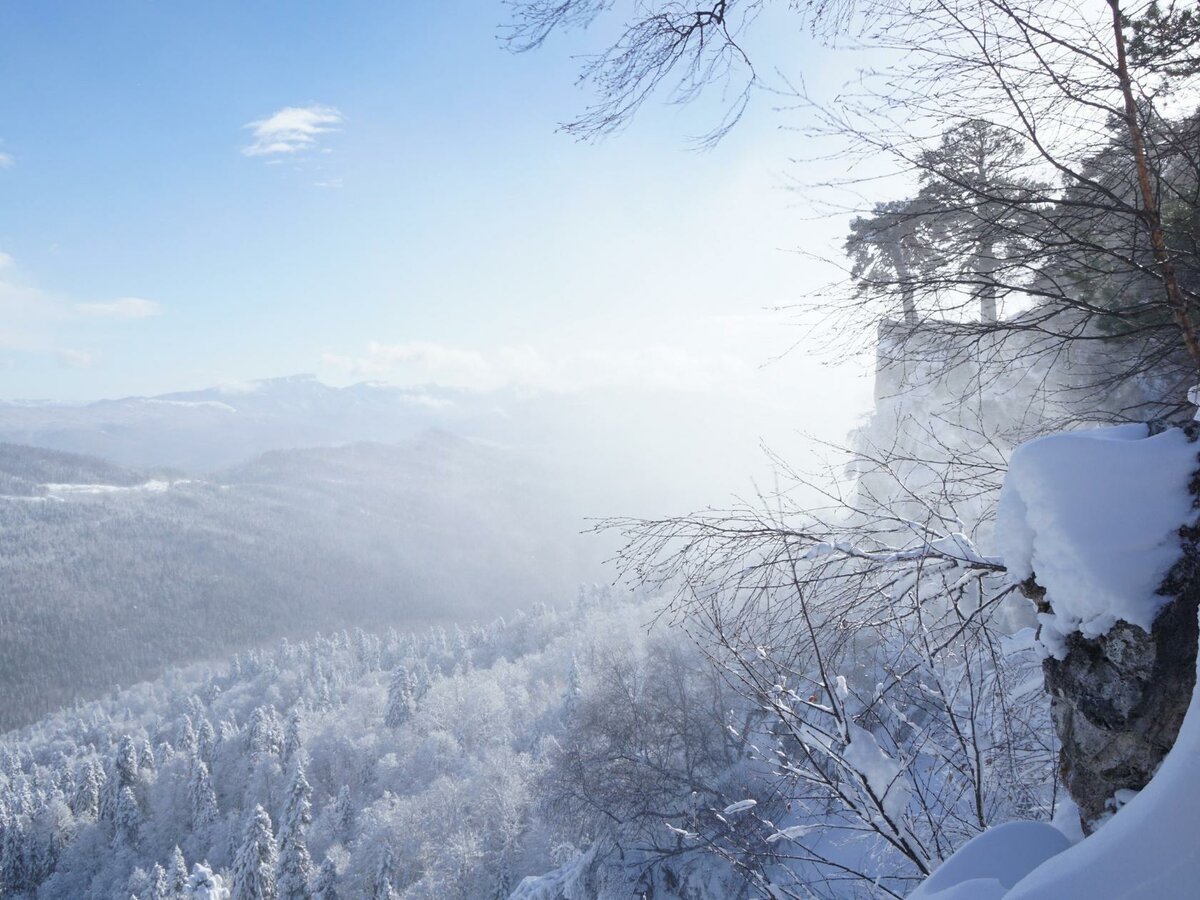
994, 423, 1198, 656
914, 424, 1200, 898
912, 602, 1200, 899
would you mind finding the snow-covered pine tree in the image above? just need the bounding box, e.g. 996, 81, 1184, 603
149, 862, 169, 900
177, 716, 198, 757
1, 812, 26, 894
248, 707, 283, 759
275, 765, 313, 900
72, 759, 104, 819
563, 654, 583, 723
231, 805, 278, 900
197, 719, 216, 763
332, 785, 353, 838
282, 711, 303, 765
169, 845, 189, 897
116, 735, 139, 789
372, 844, 396, 900
138, 738, 156, 776
383, 666, 413, 728
311, 857, 338, 900
115, 785, 141, 848
188, 758, 219, 831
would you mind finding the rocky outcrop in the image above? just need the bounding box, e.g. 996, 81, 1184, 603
1042, 592, 1199, 831
1038, 427, 1200, 833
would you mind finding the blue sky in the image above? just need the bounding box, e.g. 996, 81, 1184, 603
0, 0, 873, 432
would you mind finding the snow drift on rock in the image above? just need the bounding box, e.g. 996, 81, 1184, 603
994, 424, 1197, 655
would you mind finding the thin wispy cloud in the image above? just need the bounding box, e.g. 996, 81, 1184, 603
322, 339, 749, 394
241, 105, 342, 158
74, 297, 162, 319
57, 348, 96, 369
0, 254, 161, 372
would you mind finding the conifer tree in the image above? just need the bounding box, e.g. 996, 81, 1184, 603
1, 813, 26, 894
115, 786, 141, 848
116, 735, 139, 789
177, 716, 197, 757
197, 719, 217, 763
372, 844, 396, 900
248, 707, 283, 758
138, 739, 157, 775
312, 857, 338, 900
188, 758, 219, 831
99, 767, 119, 823
276, 765, 313, 900
232, 805, 277, 900
282, 711, 303, 766
149, 862, 170, 900
169, 845, 189, 898
72, 759, 104, 820
332, 786, 353, 838
384, 667, 413, 728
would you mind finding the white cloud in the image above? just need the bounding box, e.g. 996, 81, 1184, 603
58, 348, 96, 369
322, 338, 750, 394
74, 297, 162, 319
323, 341, 494, 384
242, 105, 342, 158
0, 260, 161, 373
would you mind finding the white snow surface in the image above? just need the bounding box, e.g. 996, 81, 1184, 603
913, 607, 1200, 899
909, 822, 1071, 900
43, 479, 181, 495
995, 424, 1197, 654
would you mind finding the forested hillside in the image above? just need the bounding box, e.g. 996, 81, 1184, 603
0, 435, 595, 732
0, 592, 770, 899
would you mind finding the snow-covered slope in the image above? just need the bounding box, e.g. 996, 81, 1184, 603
0, 594, 758, 900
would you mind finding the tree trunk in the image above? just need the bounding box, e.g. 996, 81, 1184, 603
1109, 0, 1200, 377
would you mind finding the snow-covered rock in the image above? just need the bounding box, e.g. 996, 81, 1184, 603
914, 602, 1200, 897
915, 423, 1200, 897
995, 423, 1198, 656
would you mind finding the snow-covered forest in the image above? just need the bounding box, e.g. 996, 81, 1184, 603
0, 590, 770, 899
5, 0, 1200, 897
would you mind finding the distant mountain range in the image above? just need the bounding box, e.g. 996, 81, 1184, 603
0, 372, 801, 517
0, 375, 508, 471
